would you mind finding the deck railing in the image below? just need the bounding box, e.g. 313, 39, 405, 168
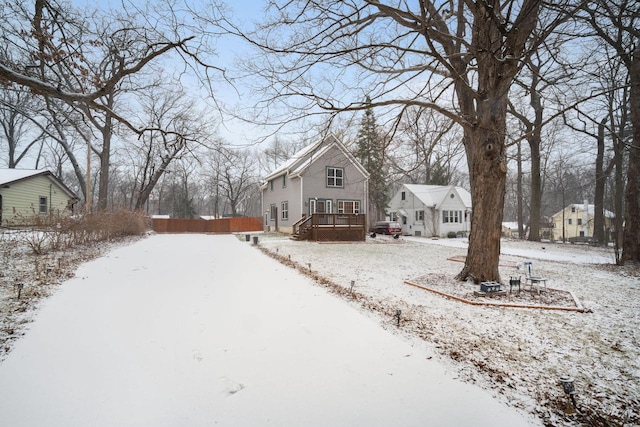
293, 213, 366, 241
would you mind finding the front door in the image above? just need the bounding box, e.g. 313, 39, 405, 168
309, 198, 332, 215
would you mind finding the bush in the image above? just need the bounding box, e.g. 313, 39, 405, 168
447, 231, 457, 238
17, 209, 149, 254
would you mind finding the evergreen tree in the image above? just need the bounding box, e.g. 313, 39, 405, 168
356, 99, 388, 221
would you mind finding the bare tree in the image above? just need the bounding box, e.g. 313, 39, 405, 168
392, 106, 464, 185
0, 87, 45, 168
126, 86, 210, 211
219, 148, 258, 216
231, 0, 581, 282
0, 0, 225, 210
582, 0, 640, 264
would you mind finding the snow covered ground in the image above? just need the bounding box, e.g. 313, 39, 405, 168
0, 232, 637, 426
0, 233, 538, 427
257, 233, 639, 426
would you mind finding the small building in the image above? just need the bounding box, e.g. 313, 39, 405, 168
261, 134, 369, 240
502, 221, 520, 238
0, 169, 78, 226
388, 184, 472, 237
550, 203, 614, 242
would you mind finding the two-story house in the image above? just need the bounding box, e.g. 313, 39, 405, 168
261, 135, 369, 239
550, 202, 615, 242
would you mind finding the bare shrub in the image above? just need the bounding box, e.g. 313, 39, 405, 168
13, 209, 148, 254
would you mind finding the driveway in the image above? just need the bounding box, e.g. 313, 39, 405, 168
0, 234, 538, 426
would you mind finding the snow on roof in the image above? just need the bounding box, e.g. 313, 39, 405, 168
552, 204, 615, 219
502, 221, 519, 230
0, 168, 78, 199
403, 184, 472, 209
263, 134, 368, 183
263, 138, 326, 181
0, 168, 47, 185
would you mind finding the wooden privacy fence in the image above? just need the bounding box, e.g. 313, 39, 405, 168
152, 217, 263, 234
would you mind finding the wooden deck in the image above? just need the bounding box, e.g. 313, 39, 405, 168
292, 214, 366, 241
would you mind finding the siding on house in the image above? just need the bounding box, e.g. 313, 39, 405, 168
261, 135, 369, 234
388, 184, 471, 238
550, 204, 614, 241
0, 173, 76, 225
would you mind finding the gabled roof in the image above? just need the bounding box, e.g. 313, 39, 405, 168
551, 204, 615, 219
402, 184, 472, 209
263, 134, 369, 183
0, 168, 78, 199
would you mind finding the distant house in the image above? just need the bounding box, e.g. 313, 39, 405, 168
388, 184, 472, 237
502, 222, 520, 238
550, 203, 614, 242
0, 169, 78, 226
261, 134, 369, 237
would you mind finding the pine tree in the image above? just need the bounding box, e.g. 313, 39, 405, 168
356, 99, 388, 221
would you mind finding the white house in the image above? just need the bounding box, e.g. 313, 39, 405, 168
388, 184, 472, 237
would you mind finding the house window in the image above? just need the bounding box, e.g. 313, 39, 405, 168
571, 207, 575, 213
269, 180, 274, 191
579, 231, 585, 237
281, 201, 288, 220
326, 167, 344, 188
338, 200, 360, 214
415, 210, 424, 221
577, 218, 582, 225
270, 204, 277, 221
568, 218, 572, 225
401, 191, 406, 201
39, 196, 48, 214
282, 175, 287, 188
443, 210, 462, 223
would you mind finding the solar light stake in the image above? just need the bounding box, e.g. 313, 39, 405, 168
560, 376, 577, 409
395, 309, 401, 327
307, 263, 311, 271
350, 280, 355, 293
15, 283, 24, 299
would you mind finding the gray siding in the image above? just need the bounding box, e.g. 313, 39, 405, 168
301, 145, 367, 214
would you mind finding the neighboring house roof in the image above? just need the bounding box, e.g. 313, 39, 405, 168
0, 168, 78, 199
262, 134, 370, 185
551, 204, 614, 219
502, 221, 519, 230
401, 184, 472, 209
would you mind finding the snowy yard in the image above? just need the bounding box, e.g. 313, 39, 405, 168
257, 234, 640, 426
0, 231, 638, 426
0, 233, 537, 427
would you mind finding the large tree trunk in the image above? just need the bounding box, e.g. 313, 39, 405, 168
456, 96, 508, 283
528, 137, 542, 241
622, 46, 640, 264
527, 64, 543, 241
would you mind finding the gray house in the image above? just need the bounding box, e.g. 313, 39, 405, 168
261, 134, 369, 235
0, 169, 78, 226
388, 184, 472, 237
